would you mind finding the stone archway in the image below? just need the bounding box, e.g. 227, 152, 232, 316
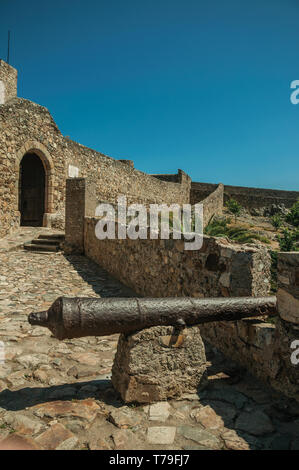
19, 153, 46, 226
16, 141, 55, 227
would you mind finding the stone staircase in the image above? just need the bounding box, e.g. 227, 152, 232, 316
24, 233, 65, 253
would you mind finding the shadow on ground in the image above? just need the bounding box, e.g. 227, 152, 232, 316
64, 254, 137, 298
0, 379, 123, 411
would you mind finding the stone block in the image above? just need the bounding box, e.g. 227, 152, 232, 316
277, 252, 299, 300
277, 288, 299, 325
112, 325, 208, 403
219, 272, 231, 288
249, 323, 276, 348
35, 423, 78, 450
65, 178, 96, 254
147, 427, 176, 445
148, 402, 171, 422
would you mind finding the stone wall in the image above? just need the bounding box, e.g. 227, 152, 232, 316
67, 141, 191, 207
151, 174, 180, 183
191, 181, 299, 214
84, 217, 271, 298
0, 61, 17, 105
200, 252, 299, 401
190, 182, 219, 206
200, 183, 224, 228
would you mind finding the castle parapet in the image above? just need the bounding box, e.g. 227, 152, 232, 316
0, 60, 17, 105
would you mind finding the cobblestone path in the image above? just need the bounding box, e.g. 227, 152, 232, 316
0, 233, 298, 450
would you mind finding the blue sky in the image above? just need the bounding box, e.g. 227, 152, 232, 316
1, 0, 299, 190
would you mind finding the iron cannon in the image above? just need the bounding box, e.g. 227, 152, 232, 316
28, 296, 277, 340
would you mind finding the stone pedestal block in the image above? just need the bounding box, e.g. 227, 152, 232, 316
112, 325, 208, 404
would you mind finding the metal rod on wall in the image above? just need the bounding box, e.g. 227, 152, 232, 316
7, 31, 11, 64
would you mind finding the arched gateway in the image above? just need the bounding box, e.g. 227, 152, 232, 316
16, 141, 55, 228
19, 153, 46, 226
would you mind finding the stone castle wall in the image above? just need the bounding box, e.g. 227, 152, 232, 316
151, 174, 180, 183
68, 139, 191, 207
0, 61, 17, 105
191, 181, 299, 213
200, 183, 224, 227
0, 97, 190, 238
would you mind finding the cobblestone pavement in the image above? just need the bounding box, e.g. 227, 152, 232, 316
0, 234, 298, 450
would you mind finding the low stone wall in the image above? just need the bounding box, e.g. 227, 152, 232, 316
191, 181, 299, 214
200, 252, 299, 401
84, 217, 271, 298
200, 184, 224, 228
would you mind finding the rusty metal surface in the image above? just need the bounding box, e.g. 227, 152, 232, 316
28, 296, 277, 340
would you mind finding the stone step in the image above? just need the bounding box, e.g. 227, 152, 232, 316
31, 239, 60, 246
23, 243, 60, 253
38, 234, 65, 241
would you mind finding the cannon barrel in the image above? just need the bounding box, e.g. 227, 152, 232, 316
28, 296, 277, 340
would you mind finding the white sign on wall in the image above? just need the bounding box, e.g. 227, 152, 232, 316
0, 81, 5, 105
68, 165, 79, 178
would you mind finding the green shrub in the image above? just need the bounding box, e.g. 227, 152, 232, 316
286, 200, 299, 227
204, 218, 270, 245
204, 218, 227, 237
226, 198, 242, 222
270, 214, 282, 230
277, 229, 299, 252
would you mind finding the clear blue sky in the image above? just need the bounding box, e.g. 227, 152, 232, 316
1, 0, 299, 190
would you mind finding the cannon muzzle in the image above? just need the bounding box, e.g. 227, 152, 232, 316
28, 311, 48, 326
28, 296, 277, 341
